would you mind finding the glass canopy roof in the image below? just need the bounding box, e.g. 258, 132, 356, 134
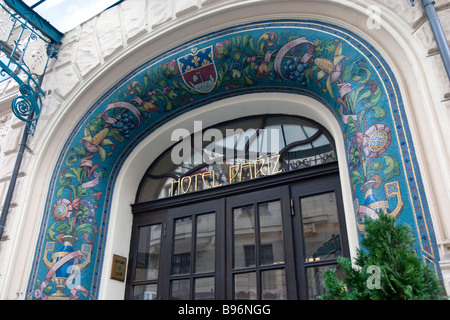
23, 0, 123, 33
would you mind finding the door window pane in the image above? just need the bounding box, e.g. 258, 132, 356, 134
195, 277, 215, 300
172, 217, 192, 275
262, 269, 287, 300
135, 224, 162, 281
306, 264, 336, 300
301, 192, 342, 262
132, 284, 158, 300
259, 201, 284, 266
233, 205, 255, 268
171, 279, 190, 300
196, 213, 215, 273
234, 272, 257, 300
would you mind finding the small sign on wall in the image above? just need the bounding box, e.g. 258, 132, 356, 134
110, 254, 127, 282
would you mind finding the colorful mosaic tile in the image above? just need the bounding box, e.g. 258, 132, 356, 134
26, 20, 441, 300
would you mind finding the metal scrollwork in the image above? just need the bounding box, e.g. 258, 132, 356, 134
0, 2, 60, 135
11, 83, 42, 134
12, 95, 33, 119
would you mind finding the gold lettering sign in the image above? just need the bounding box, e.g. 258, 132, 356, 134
170, 153, 282, 196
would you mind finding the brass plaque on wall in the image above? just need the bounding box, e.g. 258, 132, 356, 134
110, 254, 127, 281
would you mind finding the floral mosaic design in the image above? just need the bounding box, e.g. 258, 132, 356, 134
27, 21, 440, 300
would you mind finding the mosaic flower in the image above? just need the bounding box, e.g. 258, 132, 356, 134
79, 199, 97, 224
363, 123, 391, 158
82, 127, 115, 162
256, 61, 270, 78
52, 198, 73, 221
34, 288, 43, 299
215, 40, 232, 60
161, 59, 179, 78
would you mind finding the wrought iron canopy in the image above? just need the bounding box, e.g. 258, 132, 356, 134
0, 0, 62, 134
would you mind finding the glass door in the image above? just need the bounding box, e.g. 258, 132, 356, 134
162, 199, 225, 300
127, 209, 165, 300
226, 186, 297, 300
290, 174, 349, 299
127, 199, 225, 300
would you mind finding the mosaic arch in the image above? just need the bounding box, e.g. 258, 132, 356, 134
26, 20, 441, 300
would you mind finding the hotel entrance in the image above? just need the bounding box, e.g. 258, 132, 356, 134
125, 115, 349, 300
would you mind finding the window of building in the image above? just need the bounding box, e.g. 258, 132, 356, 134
137, 115, 337, 202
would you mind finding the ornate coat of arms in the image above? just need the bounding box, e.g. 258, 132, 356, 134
177, 46, 217, 93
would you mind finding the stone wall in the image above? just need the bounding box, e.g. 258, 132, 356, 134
0, 0, 449, 298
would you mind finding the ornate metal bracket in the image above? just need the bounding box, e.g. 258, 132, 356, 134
0, 1, 61, 135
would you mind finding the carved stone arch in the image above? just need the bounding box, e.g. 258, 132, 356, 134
26, 20, 441, 300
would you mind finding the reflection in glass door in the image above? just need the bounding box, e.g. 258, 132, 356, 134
127, 209, 165, 300
132, 224, 161, 299
232, 201, 287, 299
301, 192, 342, 262
227, 187, 296, 300
169, 213, 216, 300
159, 198, 226, 300
290, 175, 348, 299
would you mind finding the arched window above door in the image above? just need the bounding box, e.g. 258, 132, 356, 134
137, 115, 337, 201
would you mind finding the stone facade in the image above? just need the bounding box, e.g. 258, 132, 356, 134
0, 0, 449, 299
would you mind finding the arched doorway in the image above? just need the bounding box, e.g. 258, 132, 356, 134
127, 114, 349, 300
26, 20, 441, 300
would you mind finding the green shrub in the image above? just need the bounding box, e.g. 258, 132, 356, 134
320, 214, 446, 300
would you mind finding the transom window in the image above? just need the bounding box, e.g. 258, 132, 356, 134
137, 115, 336, 201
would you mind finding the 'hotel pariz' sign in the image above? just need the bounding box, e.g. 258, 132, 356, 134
170, 152, 283, 196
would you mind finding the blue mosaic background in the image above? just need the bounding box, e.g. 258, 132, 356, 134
26, 20, 441, 300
